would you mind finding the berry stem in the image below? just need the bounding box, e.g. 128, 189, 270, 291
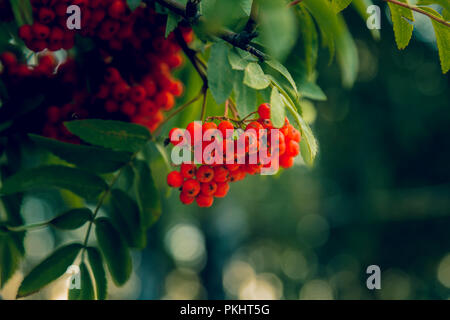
200, 89, 208, 121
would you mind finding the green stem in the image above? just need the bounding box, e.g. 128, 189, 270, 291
5, 221, 48, 232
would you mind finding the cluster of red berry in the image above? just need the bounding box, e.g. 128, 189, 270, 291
0, 51, 57, 78
166, 104, 302, 207
0, 1, 192, 139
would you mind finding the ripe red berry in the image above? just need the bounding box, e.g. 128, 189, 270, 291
32, 23, 51, 40
286, 140, 300, 157
18, 25, 33, 41
182, 179, 201, 197
0, 52, 17, 67
105, 67, 121, 84
38, 7, 55, 24
156, 91, 175, 111
112, 82, 129, 101
214, 182, 230, 198
47, 106, 60, 123
130, 85, 147, 103
258, 103, 271, 119
108, 0, 127, 19
105, 100, 119, 113
218, 120, 234, 139
167, 171, 183, 188
122, 101, 137, 117
196, 194, 214, 208
180, 163, 196, 179
200, 181, 217, 196
169, 80, 184, 96
213, 166, 230, 183
186, 121, 202, 145
196, 165, 214, 183
279, 154, 294, 169
180, 192, 195, 205
169, 128, 185, 146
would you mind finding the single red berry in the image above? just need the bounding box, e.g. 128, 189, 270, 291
186, 121, 202, 146
130, 85, 147, 103
112, 82, 129, 101
121, 101, 137, 117
169, 128, 185, 146
105, 100, 119, 113
196, 194, 214, 208
202, 121, 218, 133
214, 182, 230, 198
230, 169, 246, 182
213, 166, 230, 183
169, 80, 184, 96
0, 52, 17, 67
32, 23, 51, 40
291, 128, 301, 143
104, 67, 121, 84
38, 7, 55, 24
167, 171, 183, 188
201, 181, 217, 196
142, 77, 157, 96
218, 120, 234, 139
196, 165, 214, 183
46, 106, 60, 123
156, 91, 175, 111
180, 192, 195, 205
108, 0, 127, 19
279, 154, 294, 169
258, 103, 271, 119
182, 179, 201, 197
18, 25, 33, 41
180, 163, 196, 178
286, 140, 300, 157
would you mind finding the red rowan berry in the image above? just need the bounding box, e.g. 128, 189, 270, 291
32, 23, 50, 40
182, 179, 201, 197
122, 101, 137, 117
169, 80, 184, 96
180, 192, 195, 205
218, 120, 234, 139
186, 121, 202, 145
142, 78, 157, 97
196, 194, 214, 208
202, 122, 218, 132
18, 25, 33, 41
167, 171, 183, 188
47, 106, 60, 123
108, 0, 127, 19
130, 85, 147, 103
214, 182, 230, 198
105, 100, 119, 113
38, 7, 55, 24
156, 91, 175, 111
279, 154, 294, 169
105, 67, 121, 84
258, 103, 271, 119
196, 165, 214, 183
201, 181, 217, 196
112, 82, 129, 101
169, 128, 185, 146
213, 166, 230, 183
0, 52, 17, 67
180, 163, 196, 178
286, 140, 300, 157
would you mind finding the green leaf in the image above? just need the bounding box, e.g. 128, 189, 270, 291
29, 134, 132, 174
298, 80, 327, 101
234, 72, 257, 116
86, 247, 107, 300
208, 41, 234, 104
17, 243, 83, 298
109, 189, 146, 249
352, 0, 380, 39
244, 62, 271, 90
240, 0, 253, 16
10, 0, 33, 26
165, 12, 182, 38
417, 0, 450, 12
65, 120, 151, 153
296, 6, 319, 77
265, 59, 298, 97
258, 0, 298, 60
126, 0, 142, 11
133, 160, 162, 228
270, 86, 286, 128
68, 263, 95, 300
419, 7, 450, 74
50, 208, 93, 230
304, 0, 359, 87
95, 218, 132, 286
0, 236, 21, 288
388, 0, 414, 50
228, 48, 251, 71
332, 0, 353, 12
0, 166, 107, 200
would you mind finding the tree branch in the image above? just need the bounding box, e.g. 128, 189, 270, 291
383, 0, 450, 28
153, 0, 268, 60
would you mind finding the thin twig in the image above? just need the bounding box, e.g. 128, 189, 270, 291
154, 0, 268, 60
288, 0, 305, 8
200, 89, 208, 121
383, 0, 450, 28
